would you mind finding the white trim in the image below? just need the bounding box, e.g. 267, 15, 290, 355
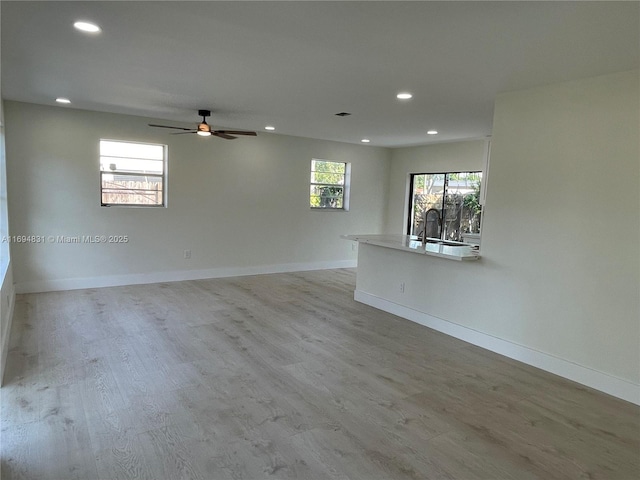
479, 138, 491, 206
14, 260, 358, 294
1, 277, 15, 386
354, 289, 640, 406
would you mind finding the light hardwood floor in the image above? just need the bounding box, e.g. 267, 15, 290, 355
1, 269, 638, 480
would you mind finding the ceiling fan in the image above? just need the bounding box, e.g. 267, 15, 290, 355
148, 110, 257, 140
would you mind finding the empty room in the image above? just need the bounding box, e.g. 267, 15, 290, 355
1, 1, 638, 479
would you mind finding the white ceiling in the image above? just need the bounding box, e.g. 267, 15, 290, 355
2, 1, 638, 147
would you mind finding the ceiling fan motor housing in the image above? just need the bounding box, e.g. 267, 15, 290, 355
197, 109, 212, 133
197, 110, 212, 133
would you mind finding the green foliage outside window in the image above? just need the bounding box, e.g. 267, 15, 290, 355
310, 160, 347, 209
409, 171, 482, 240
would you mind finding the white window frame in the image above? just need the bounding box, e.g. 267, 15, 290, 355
310, 159, 351, 211
100, 139, 167, 207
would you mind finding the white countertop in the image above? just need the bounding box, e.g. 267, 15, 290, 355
342, 234, 480, 261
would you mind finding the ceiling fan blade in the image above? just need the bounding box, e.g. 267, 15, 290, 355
170, 131, 197, 135
214, 130, 257, 136
211, 132, 237, 140
148, 124, 193, 131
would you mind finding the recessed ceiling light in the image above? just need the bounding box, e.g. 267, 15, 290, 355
73, 21, 101, 33
361, 139, 370, 143
265, 126, 275, 131
56, 97, 71, 104
427, 130, 438, 135
396, 92, 413, 100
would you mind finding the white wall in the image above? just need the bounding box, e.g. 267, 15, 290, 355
5, 101, 390, 292
1, 100, 16, 383
484, 69, 639, 384
384, 139, 486, 233
358, 70, 639, 402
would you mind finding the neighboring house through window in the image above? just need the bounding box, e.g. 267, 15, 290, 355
100, 139, 166, 207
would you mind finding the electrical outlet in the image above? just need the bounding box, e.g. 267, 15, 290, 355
184, 249, 191, 259
400, 282, 405, 293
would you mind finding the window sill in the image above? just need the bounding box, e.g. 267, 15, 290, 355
310, 207, 348, 212
101, 204, 166, 208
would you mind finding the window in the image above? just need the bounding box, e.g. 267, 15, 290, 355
408, 171, 482, 242
310, 159, 350, 210
100, 140, 166, 207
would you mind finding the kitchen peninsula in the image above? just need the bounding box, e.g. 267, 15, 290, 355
341, 233, 486, 371
342, 234, 480, 261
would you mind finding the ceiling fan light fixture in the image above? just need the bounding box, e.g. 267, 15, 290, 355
197, 122, 211, 133
196, 110, 213, 136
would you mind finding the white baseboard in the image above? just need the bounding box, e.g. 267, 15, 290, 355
355, 289, 640, 406
14, 259, 357, 294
